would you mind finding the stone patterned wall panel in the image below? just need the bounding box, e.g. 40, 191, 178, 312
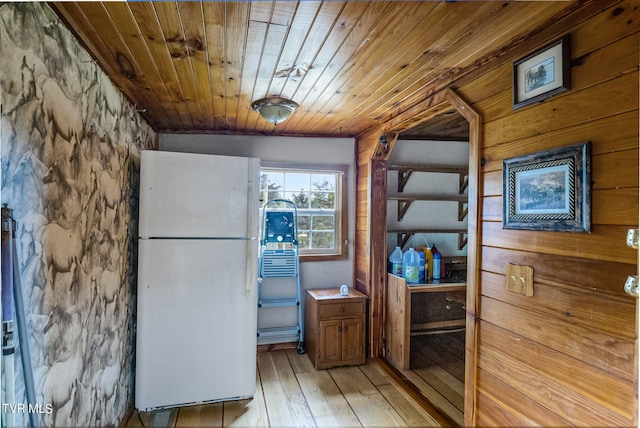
0, 3, 157, 426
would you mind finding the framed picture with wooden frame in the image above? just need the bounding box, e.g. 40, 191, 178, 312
513, 34, 571, 110
502, 141, 591, 232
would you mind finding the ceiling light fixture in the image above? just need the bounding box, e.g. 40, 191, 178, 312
251, 97, 298, 125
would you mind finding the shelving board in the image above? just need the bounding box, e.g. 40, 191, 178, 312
388, 194, 468, 221
387, 229, 468, 250
388, 164, 469, 194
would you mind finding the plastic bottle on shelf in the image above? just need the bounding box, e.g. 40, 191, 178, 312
389, 246, 404, 276
432, 252, 441, 281
423, 245, 434, 279
418, 250, 426, 284
416, 240, 433, 279
431, 243, 446, 281
403, 248, 420, 285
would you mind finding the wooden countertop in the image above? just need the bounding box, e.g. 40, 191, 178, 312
387, 274, 466, 293
306, 288, 367, 301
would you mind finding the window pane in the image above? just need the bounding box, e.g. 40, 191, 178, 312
311, 174, 335, 191
259, 167, 343, 257
286, 191, 310, 209
297, 232, 309, 249
312, 215, 334, 230
266, 190, 283, 203
311, 231, 334, 249
285, 173, 310, 192
262, 172, 284, 190
264, 199, 290, 208
311, 192, 335, 209
261, 173, 283, 203
298, 215, 310, 230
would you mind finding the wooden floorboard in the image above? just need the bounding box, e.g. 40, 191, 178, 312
258, 351, 316, 427
403, 332, 466, 426
296, 367, 362, 426
329, 365, 411, 427
358, 359, 440, 427
176, 404, 223, 427
222, 369, 269, 427
402, 368, 464, 427
125, 351, 443, 427
413, 334, 465, 382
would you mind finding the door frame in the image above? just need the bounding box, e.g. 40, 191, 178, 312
366, 88, 482, 426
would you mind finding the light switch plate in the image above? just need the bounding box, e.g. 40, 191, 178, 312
506, 263, 534, 296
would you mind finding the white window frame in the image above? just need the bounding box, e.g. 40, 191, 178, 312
259, 163, 348, 261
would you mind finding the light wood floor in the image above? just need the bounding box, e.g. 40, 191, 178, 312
126, 349, 444, 427
403, 332, 466, 426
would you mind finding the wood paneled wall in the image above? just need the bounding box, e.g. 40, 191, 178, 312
455, 1, 638, 425
355, 126, 380, 294
356, 0, 638, 425
355, 126, 383, 355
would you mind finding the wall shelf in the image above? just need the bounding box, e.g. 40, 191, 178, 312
387, 155, 469, 250
388, 164, 469, 194
387, 161, 468, 249
388, 194, 468, 222
387, 229, 468, 250
388, 163, 469, 229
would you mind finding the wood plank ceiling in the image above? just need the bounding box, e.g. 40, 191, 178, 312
52, 1, 578, 137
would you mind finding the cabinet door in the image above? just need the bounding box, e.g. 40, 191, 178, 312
342, 318, 364, 363
319, 319, 342, 365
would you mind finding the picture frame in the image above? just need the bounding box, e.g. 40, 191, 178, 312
513, 34, 571, 109
503, 141, 591, 232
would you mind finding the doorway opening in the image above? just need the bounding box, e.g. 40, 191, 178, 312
386, 108, 469, 425
372, 89, 481, 427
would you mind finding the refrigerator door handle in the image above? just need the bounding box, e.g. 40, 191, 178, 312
245, 238, 257, 296
245, 158, 260, 296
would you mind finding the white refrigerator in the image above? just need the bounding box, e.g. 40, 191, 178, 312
135, 150, 260, 411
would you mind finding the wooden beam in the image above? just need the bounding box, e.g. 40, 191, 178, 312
355, 126, 383, 358
444, 88, 481, 427
388, 194, 468, 202
373, 132, 399, 161
369, 159, 388, 358
389, 164, 468, 174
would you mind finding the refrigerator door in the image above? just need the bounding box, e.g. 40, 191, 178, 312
135, 238, 258, 411
139, 151, 260, 239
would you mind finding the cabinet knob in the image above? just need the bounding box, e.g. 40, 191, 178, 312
340, 307, 345, 313
338, 326, 342, 332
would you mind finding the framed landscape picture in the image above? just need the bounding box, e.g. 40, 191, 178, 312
513, 35, 571, 109
502, 141, 591, 232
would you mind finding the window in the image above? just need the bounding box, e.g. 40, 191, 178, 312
260, 165, 347, 260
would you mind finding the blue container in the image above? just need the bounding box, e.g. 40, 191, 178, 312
433, 252, 441, 281
389, 246, 403, 276
418, 251, 426, 284
403, 248, 420, 285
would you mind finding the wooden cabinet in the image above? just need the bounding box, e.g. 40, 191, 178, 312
305, 288, 367, 370
386, 274, 466, 370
